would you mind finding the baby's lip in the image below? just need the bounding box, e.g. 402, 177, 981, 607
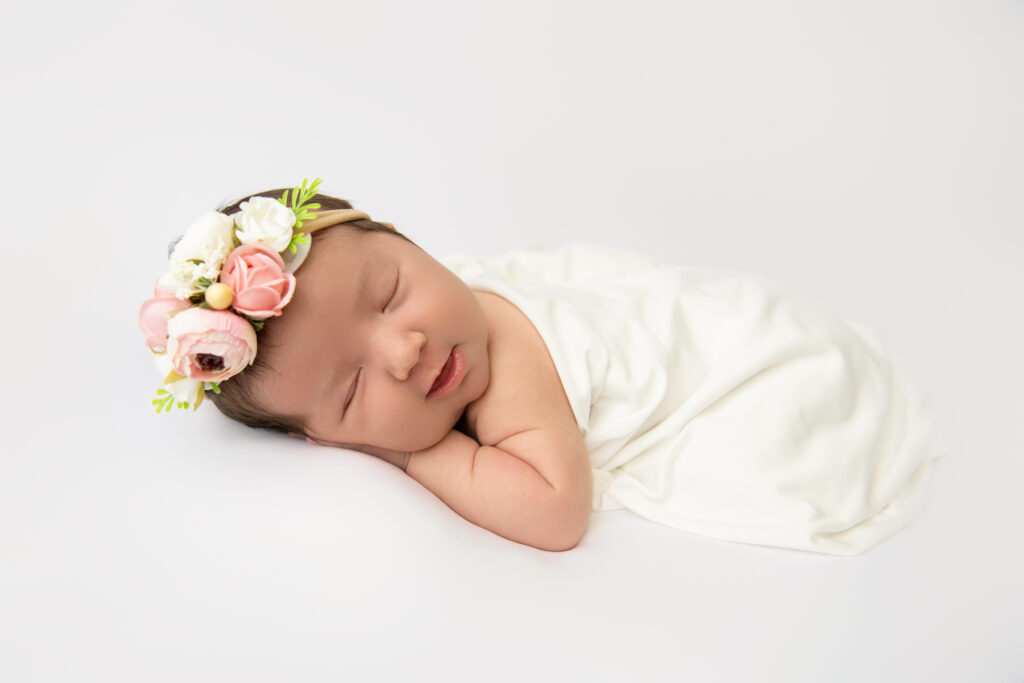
426, 347, 464, 399
428, 349, 455, 394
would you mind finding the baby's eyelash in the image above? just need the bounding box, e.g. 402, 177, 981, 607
382, 271, 400, 312
343, 369, 361, 415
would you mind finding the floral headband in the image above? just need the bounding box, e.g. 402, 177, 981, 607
139, 178, 372, 413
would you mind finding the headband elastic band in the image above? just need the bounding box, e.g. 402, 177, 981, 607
302, 208, 372, 233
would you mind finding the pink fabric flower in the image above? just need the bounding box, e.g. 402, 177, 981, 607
138, 284, 191, 352
219, 242, 296, 318
166, 308, 257, 383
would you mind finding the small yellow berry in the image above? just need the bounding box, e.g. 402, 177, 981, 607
205, 282, 234, 310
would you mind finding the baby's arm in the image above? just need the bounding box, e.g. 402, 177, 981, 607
405, 293, 592, 551
406, 418, 590, 552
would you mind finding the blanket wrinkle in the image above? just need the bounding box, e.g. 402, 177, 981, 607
442, 243, 943, 555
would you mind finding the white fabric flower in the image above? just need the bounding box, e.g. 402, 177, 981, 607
234, 197, 296, 252
153, 352, 203, 404
157, 211, 236, 299
173, 211, 235, 262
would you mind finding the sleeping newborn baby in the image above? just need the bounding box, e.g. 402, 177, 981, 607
139, 180, 944, 555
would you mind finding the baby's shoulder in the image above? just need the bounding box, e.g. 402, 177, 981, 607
463, 291, 579, 447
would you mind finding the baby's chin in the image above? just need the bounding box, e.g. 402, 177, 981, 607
387, 417, 461, 453
371, 378, 485, 453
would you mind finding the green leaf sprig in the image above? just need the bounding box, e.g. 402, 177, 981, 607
152, 388, 196, 413
152, 383, 217, 413
279, 177, 322, 254
152, 388, 176, 413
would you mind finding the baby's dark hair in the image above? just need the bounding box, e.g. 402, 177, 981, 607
206, 188, 413, 436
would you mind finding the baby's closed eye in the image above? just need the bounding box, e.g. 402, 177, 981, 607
342, 368, 361, 419
381, 269, 400, 312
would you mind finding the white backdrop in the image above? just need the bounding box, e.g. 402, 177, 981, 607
2, 1, 1021, 681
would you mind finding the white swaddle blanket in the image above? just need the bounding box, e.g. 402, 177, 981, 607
441, 243, 944, 555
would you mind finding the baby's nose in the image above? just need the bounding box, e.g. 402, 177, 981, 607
381, 328, 427, 381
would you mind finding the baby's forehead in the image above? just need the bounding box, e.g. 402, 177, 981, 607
313, 224, 399, 258
253, 225, 421, 369
248, 230, 387, 383
295, 229, 397, 290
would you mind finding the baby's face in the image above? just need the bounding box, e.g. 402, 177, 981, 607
251, 228, 491, 452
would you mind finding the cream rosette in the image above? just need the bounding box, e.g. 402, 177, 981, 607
234, 196, 297, 252
157, 211, 236, 300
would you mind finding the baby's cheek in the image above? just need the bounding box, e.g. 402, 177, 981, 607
375, 410, 455, 453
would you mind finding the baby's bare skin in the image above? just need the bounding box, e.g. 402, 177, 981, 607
402, 291, 592, 551
258, 227, 592, 551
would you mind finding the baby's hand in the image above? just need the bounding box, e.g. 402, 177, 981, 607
288, 432, 411, 470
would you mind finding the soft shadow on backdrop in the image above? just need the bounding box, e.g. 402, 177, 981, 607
1, 1, 1021, 681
